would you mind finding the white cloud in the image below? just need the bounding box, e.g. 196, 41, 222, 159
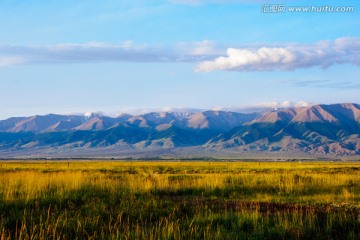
196, 37, 360, 72
253, 100, 311, 109
196, 47, 296, 72
111, 107, 204, 116
1, 37, 359, 71
111, 102, 311, 116
0, 41, 221, 67
294, 100, 311, 107
0, 56, 25, 67
176, 40, 223, 57
210, 101, 312, 113
0, 42, 162, 66
189, 40, 220, 55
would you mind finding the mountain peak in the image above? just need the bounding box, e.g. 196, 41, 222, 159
84, 112, 104, 119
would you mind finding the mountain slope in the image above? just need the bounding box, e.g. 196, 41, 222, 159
74, 116, 119, 131
8, 114, 85, 133
186, 111, 260, 131
0, 117, 28, 132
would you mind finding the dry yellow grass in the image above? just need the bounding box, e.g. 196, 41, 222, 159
1, 161, 360, 204
0, 160, 360, 239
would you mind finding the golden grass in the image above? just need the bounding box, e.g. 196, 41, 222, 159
0, 160, 360, 239
1, 161, 360, 204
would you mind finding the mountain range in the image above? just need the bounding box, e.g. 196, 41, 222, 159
0, 103, 359, 158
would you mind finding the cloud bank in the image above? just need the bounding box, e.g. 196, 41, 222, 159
196, 37, 360, 72
252, 100, 311, 109
106, 100, 312, 116
211, 100, 312, 113
0, 41, 221, 67
1, 37, 359, 72
0, 56, 25, 67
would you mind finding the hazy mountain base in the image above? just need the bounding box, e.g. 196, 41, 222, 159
0, 145, 355, 160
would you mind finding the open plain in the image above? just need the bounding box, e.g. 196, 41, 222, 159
0, 160, 359, 239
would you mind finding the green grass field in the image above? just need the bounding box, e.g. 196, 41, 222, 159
0, 161, 359, 239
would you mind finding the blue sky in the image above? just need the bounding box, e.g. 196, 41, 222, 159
0, 0, 359, 119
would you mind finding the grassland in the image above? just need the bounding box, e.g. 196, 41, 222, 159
0, 160, 360, 239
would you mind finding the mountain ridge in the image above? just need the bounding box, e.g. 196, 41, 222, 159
0, 103, 359, 157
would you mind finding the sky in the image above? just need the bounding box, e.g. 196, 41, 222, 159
0, 0, 359, 119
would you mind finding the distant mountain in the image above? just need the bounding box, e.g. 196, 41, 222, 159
0, 104, 359, 158
205, 103, 360, 156
6, 114, 86, 133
